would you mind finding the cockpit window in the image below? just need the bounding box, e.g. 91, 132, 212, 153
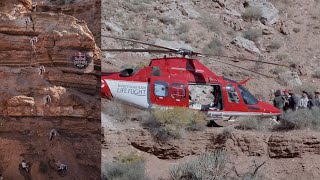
238, 85, 258, 105
226, 84, 240, 103
154, 81, 168, 97
119, 68, 138, 77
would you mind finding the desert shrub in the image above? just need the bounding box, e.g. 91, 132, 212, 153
274, 108, 320, 131
176, 23, 190, 34
102, 100, 128, 122
145, 26, 161, 35
292, 83, 317, 96
276, 78, 289, 86
39, 161, 48, 174
159, 16, 176, 25
118, 152, 144, 164
127, 30, 143, 40
124, 0, 148, 13
270, 67, 285, 75
160, 34, 174, 41
312, 69, 320, 78
275, 53, 289, 61
201, 16, 221, 33
236, 118, 262, 131
241, 161, 266, 180
214, 128, 233, 144
202, 37, 224, 55
243, 28, 262, 42
179, 34, 192, 43
169, 150, 227, 180
102, 160, 148, 180
143, 107, 207, 142
268, 40, 282, 50
293, 27, 301, 33
242, 7, 262, 21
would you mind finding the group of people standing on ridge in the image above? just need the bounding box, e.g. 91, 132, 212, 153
273, 88, 320, 121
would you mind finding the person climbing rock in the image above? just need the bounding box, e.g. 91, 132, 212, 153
57, 163, 67, 174
0, 173, 3, 180
21, 160, 29, 172
32, 2, 37, 12
25, 17, 31, 28
49, 129, 57, 141
45, 94, 52, 104
38, 65, 45, 76
30, 37, 38, 53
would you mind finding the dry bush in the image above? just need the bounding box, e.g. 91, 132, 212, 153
236, 118, 262, 131
124, 0, 148, 13
160, 34, 174, 41
202, 37, 224, 55
102, 100, 129, 122
145, 26, 161, 35
276, 78, 288, 86
201, 16, 221, 33
169, 150, 227, 180
275, 53, 289, 61
268, 40, 282, 50
293, 27, 301, 33
274, 108, 320, 131
176, 23, 190, 34
270, 67, 285, 75
242, 7, 262, 21
102, 160, 148, 180
127, 30, 143, 40
312, 69, 320, 78
292, 83, 317, 96
143, 107, 207, 142
243, 28, 262, 42
118, 152, 144, 164
179, 34, 192, 43
159, 16, 176, 25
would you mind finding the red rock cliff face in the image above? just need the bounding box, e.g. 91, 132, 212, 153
0, 0, 100, 118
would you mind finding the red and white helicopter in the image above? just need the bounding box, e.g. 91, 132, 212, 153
101, 36, 287, 119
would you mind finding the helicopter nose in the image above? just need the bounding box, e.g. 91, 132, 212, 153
101, 79, 112, 99
258, 101, 281, 115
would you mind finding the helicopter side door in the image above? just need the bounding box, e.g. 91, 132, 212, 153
149, 77, 188, 107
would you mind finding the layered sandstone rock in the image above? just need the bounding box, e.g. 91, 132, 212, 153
0, 0, 100, 117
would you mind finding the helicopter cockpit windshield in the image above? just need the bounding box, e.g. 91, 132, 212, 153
238, 85, 258, 105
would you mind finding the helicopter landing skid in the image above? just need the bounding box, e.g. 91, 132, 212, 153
206, 116, 238, 127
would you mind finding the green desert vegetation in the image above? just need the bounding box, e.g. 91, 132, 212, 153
143, 107, 207, 142
102, 152, 149, 180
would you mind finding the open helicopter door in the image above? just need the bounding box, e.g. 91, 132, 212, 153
149, 77, 188, 107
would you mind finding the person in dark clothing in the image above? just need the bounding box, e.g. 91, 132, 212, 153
273, 90, 284, 122
273, 90, 284, 110
283, 89, 290, 112
307, 94, 314, 109
314, 90, 320, 107
288, 90, 299, 111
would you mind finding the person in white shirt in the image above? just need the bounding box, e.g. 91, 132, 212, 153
298, 91, 309, 108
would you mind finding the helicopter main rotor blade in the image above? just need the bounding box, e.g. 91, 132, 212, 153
102, 48, 175, 53
198, 53, 289, 67
102, 35, 178, 52
211, 59, 276, 79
